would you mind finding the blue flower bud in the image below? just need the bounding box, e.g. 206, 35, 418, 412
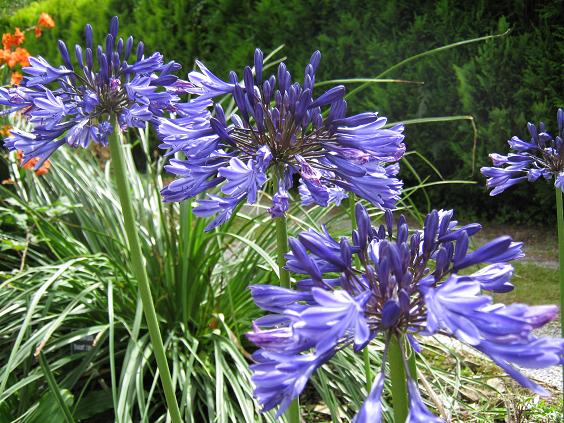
57, 40, 73, 70
309, 85, 345, 109
109, 16, 119, 39
309, 50, 321, 73
124, 36, 133, 60
105, 34, 114, 61
85, 24, 93, 49
381, 299, 401, 328
116, 37, 123, 55
75, 45, 84, 68
254, 48, 263, 83
85, 47, 93, 69
136, 41, 144, 60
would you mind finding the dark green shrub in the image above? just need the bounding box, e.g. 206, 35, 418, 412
2, 0, 563, 223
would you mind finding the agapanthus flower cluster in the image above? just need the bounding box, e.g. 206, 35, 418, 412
247, 203, 564, 421
159, 49, 405, 230
481, 109, 564, 195
0, 16, 188, 169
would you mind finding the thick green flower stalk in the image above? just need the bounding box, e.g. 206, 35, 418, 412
108, 127, 182, 423
274, 173, 300, 423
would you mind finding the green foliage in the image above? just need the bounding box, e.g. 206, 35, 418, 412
0, 131, 503, 421
3, 129, 442, 421
0, 0, 35, 16
0, 137, 285, 421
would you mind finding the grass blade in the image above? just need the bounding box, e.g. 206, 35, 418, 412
0, 258, 83, 395
316, 78, 424, 87
38, 353, 76, 423
346, 29, 511, 99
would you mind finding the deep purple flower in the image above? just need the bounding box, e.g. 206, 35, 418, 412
247, 203, 564, 420
23, 56, 72, 87
192, 193, 243, 231
481, 109, 564, 194
405, 380, 444, 422
250, 350, 329, 417
269, 185, 290, 218
159, 49, 405, 230
0, 16, 188, 168
353, 369, 386, 422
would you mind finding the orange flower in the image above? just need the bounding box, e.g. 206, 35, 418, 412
37, 13, 55, 29
0, 48, 8, 65
16, 150, 51, 176
1, 178, 15, 185
10, 71, 23, 85
1, 28, 25, 50
34, 160, 51, 176
6, 48, 30, 68
13, 47, 30, 67
2, 33, 12, 50
34, 27, 43, 38
6, 51, 16, 68
16, 150, 27, 164
0, 125, 11, 137
13, 28, 24, 46
17, 152, 38, 170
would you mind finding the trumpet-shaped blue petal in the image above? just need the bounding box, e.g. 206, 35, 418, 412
406, 380, 444, 423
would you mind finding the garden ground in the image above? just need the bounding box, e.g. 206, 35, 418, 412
477, 223, 560, 308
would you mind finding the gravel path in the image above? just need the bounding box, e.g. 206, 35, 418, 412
520, 259, 559, 269
433, 320, 562, 393
467, 223, 562, 391
521, 321, 562, 390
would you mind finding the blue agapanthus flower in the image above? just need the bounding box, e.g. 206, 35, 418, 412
159, 49, 405, 230
481, 109, 564, 195
0, 16, 188, 168
247, 203, 564, 421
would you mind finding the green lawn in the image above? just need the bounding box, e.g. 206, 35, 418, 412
467, 221, 560, 308
497, 261, 560, 306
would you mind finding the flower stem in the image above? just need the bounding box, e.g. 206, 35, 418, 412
556, 188, 564, 337
389, 335, 409, 423
273, 175, 300, 422
363, 344, 372, 392
348, 196, 373, 392
555, 188, 564, 399
108, 125, 182, 423
275, 208, 290, 289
